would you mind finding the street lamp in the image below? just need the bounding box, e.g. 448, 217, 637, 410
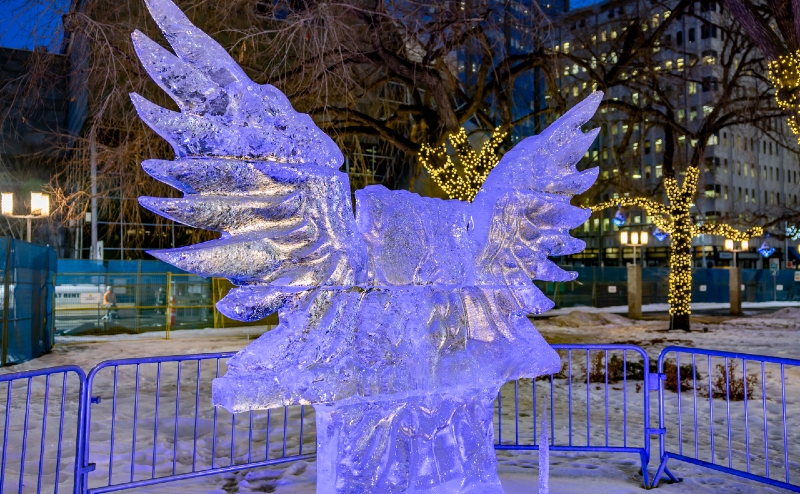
724, 239, 749, 268
620, 230, 649, 266
0, 192, 50, 242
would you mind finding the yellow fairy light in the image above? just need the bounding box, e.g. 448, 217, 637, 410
591, 166, 761, 329
767, 50, 800, 143
419, 127, 507, 202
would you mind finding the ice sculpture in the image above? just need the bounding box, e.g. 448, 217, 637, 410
131, 0, 600, 491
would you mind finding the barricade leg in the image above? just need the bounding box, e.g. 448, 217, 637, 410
651, 454, 680, 488
639, 450, 650, 488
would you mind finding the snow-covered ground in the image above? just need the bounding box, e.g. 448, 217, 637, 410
3, 309, 800, 493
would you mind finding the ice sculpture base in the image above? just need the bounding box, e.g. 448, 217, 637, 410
314, 392, 504, 494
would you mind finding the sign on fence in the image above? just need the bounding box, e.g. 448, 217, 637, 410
80, 293, 102, 304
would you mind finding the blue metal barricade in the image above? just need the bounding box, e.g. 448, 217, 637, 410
495, 344, 654, 487
81, 352, 314, 493
0, 365, 86, 494
653, 346, 800, 491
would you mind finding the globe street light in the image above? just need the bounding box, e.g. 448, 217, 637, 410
724, 239, 749, 268
620, 230, 649, 266
1, 192, 50, 242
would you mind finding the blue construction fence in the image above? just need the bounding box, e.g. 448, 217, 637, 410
53, 260, 272, 336
538, 267, 800, 309
0, 237, 57, 366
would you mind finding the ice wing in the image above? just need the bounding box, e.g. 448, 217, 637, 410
133, 0, 366, 321
470, 92, 602, 313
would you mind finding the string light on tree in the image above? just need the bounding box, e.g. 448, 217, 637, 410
419, 127, 507, 202
591, 166, 763, 331
767, 50, 800, 143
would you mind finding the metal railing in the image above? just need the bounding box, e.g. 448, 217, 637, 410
82, 353, 314, 493
495, 344, 655, 487
0, 365, 86, 494
4, 343, 799, 492
653, 346, 800, 491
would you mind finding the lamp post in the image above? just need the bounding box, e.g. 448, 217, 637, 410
1, 192, 50, 243
724, 239, 749, 268
621, 230, 648, 319
724, 239, 748, 316
620, 230, 649, 266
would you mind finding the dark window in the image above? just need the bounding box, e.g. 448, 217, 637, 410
688, 28, 696, 42
702, 76, 718, 91
677, 31, 684, 45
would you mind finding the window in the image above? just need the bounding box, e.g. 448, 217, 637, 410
645, 165, 652, 178
689, 82, 697, 94
573, 85, 579, 97
703, 105, 714, 117
644, 140, 651, 154
677, 31, 684, 45
723, 133, 727, 146
656, 164, 663, 177
750, 163, 755, 176
652, 13, 660, 27
678, 109, 685, 121
688, 27, 695, 43
702, 50, 717, 64
707, 134, 718, 145
690, 106, 697, 121
563, 42, 570, 53
591, 34, 597, 45
700, 23, 717, 39
601, 30, 607, 42
705, 184, 721, 199
763, 141, 767, 153
655, 138, 663, 152
665, 60, 673, 70
677, 57, 685, 70
632, 92, 639, 104
602, 147, 609, 160
770, 167, 774, 180
769, 142, 773, 155
612, 123, 619, 135
737, 163, 741, 175
724, 186, 729, 200
763, 165, 767, 179
702, 77, 718, 91
738, 188, 743, 201
611, 29, 618, 39
745, 188, 749, 203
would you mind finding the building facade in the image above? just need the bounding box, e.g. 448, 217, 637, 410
545, 0, 800, 268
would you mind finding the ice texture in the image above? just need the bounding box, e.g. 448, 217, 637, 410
132, 0, 600, 491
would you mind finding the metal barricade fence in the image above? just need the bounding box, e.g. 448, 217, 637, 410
82, 353, 314, 493
8, 343, 800, 492
653, 346, 800, 491
0, 366, 86, 494
495, 344, 655, 487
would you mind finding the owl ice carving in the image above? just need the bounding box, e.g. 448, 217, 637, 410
132, 0, 600, 491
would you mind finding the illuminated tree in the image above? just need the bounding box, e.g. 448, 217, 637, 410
554, 0, 792, 331
592, 169, 762, 331
419, 127, 507, 202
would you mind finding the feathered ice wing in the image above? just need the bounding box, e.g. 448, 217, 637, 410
470, 92, 602, 316
133, 0, 366, 321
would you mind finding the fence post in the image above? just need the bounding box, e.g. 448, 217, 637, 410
729, 267, 742, 315
166, 271, 172, 340
2, 238, 11, 366
627, 264, 642, 319
135, 260, 142, 332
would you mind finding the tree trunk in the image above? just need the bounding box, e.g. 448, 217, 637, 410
669, 209, 692, 331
